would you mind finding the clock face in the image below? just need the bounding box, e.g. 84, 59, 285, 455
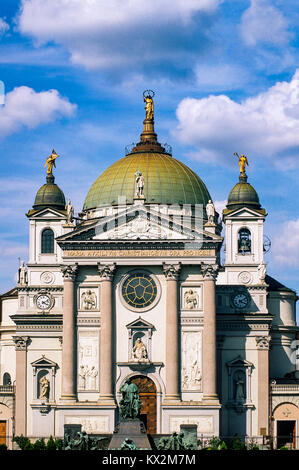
233, 293, 249, 309
36, 294, 51, 310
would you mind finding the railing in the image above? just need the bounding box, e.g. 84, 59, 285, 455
271, 383, 299, 392
0, 385, 15, 393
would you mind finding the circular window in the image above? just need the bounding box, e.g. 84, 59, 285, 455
121, 272, 159, 311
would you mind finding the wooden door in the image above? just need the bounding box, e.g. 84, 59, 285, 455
0, 421, 6, 445
131, 376, 157, 434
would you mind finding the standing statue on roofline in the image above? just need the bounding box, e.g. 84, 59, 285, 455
45, 149, 59, 175
143, 90, 155, 120
234, 152, 248, 174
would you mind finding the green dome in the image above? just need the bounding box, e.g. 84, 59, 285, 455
226, 174, 261, 211
83, 152, 211, 209
33, 175, 66, 211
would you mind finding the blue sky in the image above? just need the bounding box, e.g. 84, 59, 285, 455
0, 0, 298, 297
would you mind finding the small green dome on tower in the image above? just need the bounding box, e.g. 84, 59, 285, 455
33, 174, 66, 211
226, 173, 261, 211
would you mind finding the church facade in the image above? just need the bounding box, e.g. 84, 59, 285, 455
0, 93, 298, 449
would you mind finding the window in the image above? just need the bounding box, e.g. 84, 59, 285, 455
41, 229, 54, 253
3, 373, 11, 386
238, 228, 251, 254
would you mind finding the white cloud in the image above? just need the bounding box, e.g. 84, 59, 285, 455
272, 219, 299, 267
175, 69, 299, 167
240, 0, 290, 47
17, 0, 221, 69
0, 18, 9, 36
0, 86, 76, 138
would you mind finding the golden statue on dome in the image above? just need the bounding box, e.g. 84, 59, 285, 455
234, 152, 249, 174
45, 149, 59, 175
143, 90, 155, 120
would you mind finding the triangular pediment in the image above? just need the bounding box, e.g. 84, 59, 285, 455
224, 207, 266, 219
31, 355, 58, 368
28, 207, 66, 220
227, 356, 253, 368
126, 316, 155, 330
57, 204, 222, 244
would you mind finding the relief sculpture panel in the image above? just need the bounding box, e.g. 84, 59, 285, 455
78, 332, 99, 391
181, 331, 202, 391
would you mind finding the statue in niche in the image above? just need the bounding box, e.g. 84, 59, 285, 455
234, 372, 245, 402
131, 337, 148, 362
184, 289, 199, 309
206, 200, 215, 224
135, 171, 145, 197
39, 375, 50, 400
119, 378, 141, 420
66, 199, 74, 224
81, 290, 97, 310
18, 261, 28, 286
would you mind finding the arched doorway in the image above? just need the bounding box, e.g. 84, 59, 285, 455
131, 376, 157, 434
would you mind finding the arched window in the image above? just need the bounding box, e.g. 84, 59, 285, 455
41, 229, 54, 254
238, 228, 251, 254
3, 372, 11, 386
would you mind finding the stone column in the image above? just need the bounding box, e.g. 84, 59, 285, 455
163, 263, 181, 401
202, 264, 219, 401
13, 336, 31, 436
98, 263, 116, 403
61, 264, 78, 401
256, 336, 271, 436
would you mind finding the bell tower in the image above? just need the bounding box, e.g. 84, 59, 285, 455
222, 155, 267, 285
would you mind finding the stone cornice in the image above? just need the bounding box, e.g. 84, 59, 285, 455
18, 286, 63, 292
10, 314, 63, 327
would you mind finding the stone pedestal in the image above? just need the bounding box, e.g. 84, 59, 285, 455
108, 420, 152, 450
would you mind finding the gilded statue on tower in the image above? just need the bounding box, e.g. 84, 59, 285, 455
234, 152, 248, 174
45, 149, 59, 175
143, 90, 154, 120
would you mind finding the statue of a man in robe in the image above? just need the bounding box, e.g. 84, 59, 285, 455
144, 93, 154, 120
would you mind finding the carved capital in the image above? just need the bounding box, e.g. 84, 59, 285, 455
201, 263, 219, 281
13, 336, 31, 351
256, 336, 271, 350
98, 263, 116, 281
61, 264, 78, 281
162, 262, 181, 280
